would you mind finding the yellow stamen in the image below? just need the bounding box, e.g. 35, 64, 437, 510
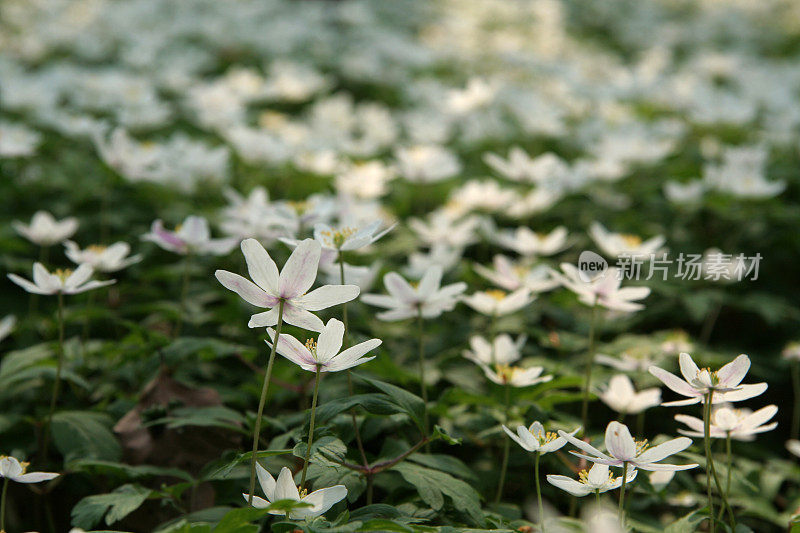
620, 234, 642, 247
485, 289, 507, 301
54, 268, 73, 282
304, 338, 318, 356
635, 439, 649, 456
287, 200, 309, 214
320, 227, 356, 248
86, 244, 107, 253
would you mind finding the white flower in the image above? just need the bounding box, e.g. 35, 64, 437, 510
483, 146, 539, 183
474, 255, 559, 294
0, 456, 58, 483
0, 315, 16, 343
547, 463, 637, 497
559, 421, 698, 472
674, 405, 778, 441
503, 421, 579, 454
702, 144, 784, 199
219, 187, 296, 242
463, 334, 525, 366
322, 261, 380, 291
142, 216, 237, 256
480, 363, 552, 388
406, 244, 463, 278
596, 351, 660, 373
598, 375, 661, 415
462, 288, 534, 317
64, 241, 141, 273
446, 78, 497, 115
783, 342, 800, 362
334, 161, 396, 199
395, 145, 461, 183
0, 122, 41, 157
649, 470, 675, 490
8, 263, 114, 295
313, 220, 394, 255
552, 264, 650, 312
648, 353, 767, 406
495, 226, 569, 257
267, 318, 380, 373
13, 211, 78, 246
361, 266, 466, 321
244, 465, 346, 519
589, 222, 665, 259
664, 180, 705, 204
216, 239, 359, 332
408, 212, 480, 249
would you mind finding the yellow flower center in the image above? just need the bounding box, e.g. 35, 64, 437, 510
495, 364, 518, 383
538, 431, 558, 445
86, 244, 107, 253
287, 200, 308, 214
620, 234, 642, 247
635, 439, 649, 456
54, 268, 73, 282
409, 281, 420, 289
320, 227, 356, 248
298, 486, 308, 498
486, 289, 507, 301
304, 338, 318, 357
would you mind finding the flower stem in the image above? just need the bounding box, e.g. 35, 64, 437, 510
339, 252, 348, 336
618, 461, 629, 523
416, 307, 429, 440
703, 392, 715, 533
580, 303, 599, 434
42, 291, 66, 463
704, 392, 737, 530
792, 361, 800, 440
718, 432, 733, 522
300, 364, 323, 490
247, 299, 284, 506
175, 253, 192, 337
535, 451, 545, 532
494, 383, 511, 503
0, 478, 7, 532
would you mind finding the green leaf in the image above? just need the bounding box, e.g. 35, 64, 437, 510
293, 436, 347, 466
353, 374, 425, 431
431, 425, 461, 445
392, 462, 483, 526
664, 509, 704, 533
52, 410, 122, 463
203, 449, 292, 480
71, 484, 153, 529
314, 393, 401, 423
357, 519, 414, 532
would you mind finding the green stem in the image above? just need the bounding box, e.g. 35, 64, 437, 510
176, 252, 192, 337
495, 383, 511, 503
704, 392, 737, 530
718, 432, 733, 522
339, 252, 348, 337
595, 489, 600, 506
580, 303, 599, 433
247, 299, 284, 506
416, 307, 429, 439
1, 477, 8, 532
792, 362, 800, 441
703, 392, 716, 533
42, 292, 65, 463
618, 461, 628, 523
535, 451, 544, 532
300, 365, 323, 490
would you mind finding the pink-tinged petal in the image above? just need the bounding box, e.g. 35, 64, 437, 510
279, 239, 321, 298
648, 366, 698, 398
316, 319, 345, 362
178, 216, 210, 245
216, 270, 276, 308
678, 353, 700, 383
605, 422, 636, 461
383, 272, 417, 304
715, 382, 767, 403
716, 354, 750, 388
146, 220, 185, 252
558, 431, 613, 462
302, 485, 348, 516
267, 329, 317, 370
637, 437, 692, 464
249, 309, 279, 328
326, 339, 381, 372
546, 475, 593, 497
8, 274, 51, 295
282, 305, 325, 332
12, 472, 58, 483
294, 285, 359, 311
241, 239, 279, 294
418, 266, 443, 295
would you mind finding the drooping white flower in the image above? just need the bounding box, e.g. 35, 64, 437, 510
142, 216, 237, 256
267, 318, 380, 373
648, 353, 767, 406
0, 456, 58, 483
552, 264, 650, 312
216, 238, 359, 332
547, 463, 637, 497
674, 405, 778, 441
361, 266, 466, 321
462, 288, 534, 317
244, 465, 346, 519
480, 363, 552, 388
589, 222, 665, 259
559, 421, 698, 472
13, 211, 78, 246
474, 255, 559, 294
598, 375, 661, 415
495, 226, 569, 257
463, 334, 525, 366
64, 241, 142, 273
503, 421, 579, 454
8, 263, 115, 295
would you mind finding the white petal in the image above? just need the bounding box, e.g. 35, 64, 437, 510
302, 485, 348, 516
216, 270, 277, 308
546, 475, 593, 497
279, 239, 321, 298
295, 285, 360, 311
242, 238, 279, 294
316, 319, 345, 362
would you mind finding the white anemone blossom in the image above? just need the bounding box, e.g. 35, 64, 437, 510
548, 463, 638, 497
361, 266, 466, 321
64, 241, 142, 272
675, 404, 778, 441
142, 216, 237, 256
13, 211, 78, 246
244, 465, 346, 519
8, 263, 115, 295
